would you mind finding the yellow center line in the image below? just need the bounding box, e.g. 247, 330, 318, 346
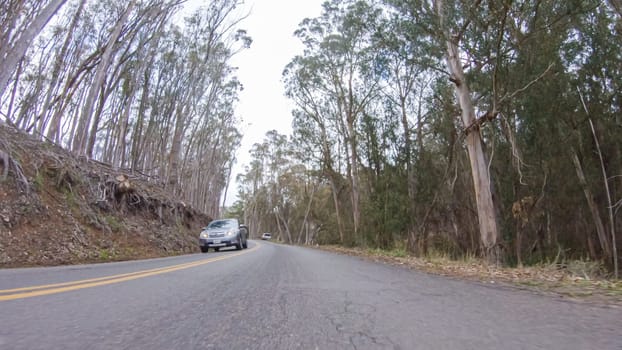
1, 260, 208, 294
0, 243, 260, 302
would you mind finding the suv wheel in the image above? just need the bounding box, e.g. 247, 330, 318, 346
200, 247, 209, 253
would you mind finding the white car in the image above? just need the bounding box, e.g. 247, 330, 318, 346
261, 232, 272, 240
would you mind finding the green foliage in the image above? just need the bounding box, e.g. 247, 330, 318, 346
104, 216, 123, 233
63, 189, 77, 209
33, 171, 44, 192
367, 246, 408, 258
224, 200, 245, 222
98, 248, 113, 260
240, 0, 621, 273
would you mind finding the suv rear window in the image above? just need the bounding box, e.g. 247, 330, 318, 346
207, 220, 236, 229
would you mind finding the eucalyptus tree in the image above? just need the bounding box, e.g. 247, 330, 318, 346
163, 0, 249, 193
464, 0, 619, 268
5, 0, 186, 148
263, 130, 294, 242
179, 80, 243, 215
1, 0, 249, 224
238, 131, 292, 242
43, 0, 101, 143
237, 129, 324, 244
284, 0, 622, 270
552, 2, 621, 276
285, 0, 383, 239
381, 0, 621, 265
237, 143, 270, 238
89, 0, 187, 161
71, 0, 138, 155
370, 8, 445, 251
34, 0, 87, 137
0, 0, 69, 98
284, 65, 348, 242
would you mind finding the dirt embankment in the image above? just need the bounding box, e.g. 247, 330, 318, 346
0, 123, 210, 267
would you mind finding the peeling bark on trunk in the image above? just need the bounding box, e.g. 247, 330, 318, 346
346, 115, 361, 237
437, 0, 500, 262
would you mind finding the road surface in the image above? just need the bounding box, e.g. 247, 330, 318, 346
0, 241, 620, 349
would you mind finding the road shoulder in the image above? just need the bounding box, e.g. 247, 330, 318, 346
312, 245, 622, 308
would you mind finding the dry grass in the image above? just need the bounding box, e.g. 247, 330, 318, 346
315, 245, 622, 306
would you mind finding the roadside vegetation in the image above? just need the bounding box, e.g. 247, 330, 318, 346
1, 0, 621, 292
1, 0, 249, 266
318, 245, 622, 305
0, 124, 210, 266
1, 0, 248, 220
235, 0, 622, 280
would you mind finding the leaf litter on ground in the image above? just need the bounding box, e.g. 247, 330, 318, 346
315, 245, 621, 307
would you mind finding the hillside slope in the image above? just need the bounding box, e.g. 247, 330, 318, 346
0, 123, 211, 267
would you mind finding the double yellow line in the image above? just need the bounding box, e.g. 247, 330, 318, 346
0, 244, 259, 301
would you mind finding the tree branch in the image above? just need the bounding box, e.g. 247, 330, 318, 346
499, 62, 555, 105
462, 110, 498, 135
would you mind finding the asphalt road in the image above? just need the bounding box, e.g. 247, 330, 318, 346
0, 241, 620, 350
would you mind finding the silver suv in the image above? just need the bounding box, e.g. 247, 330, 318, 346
199, 219, 248, 253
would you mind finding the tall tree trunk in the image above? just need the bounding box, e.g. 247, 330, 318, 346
36, 0, 87, 136
4, 60, 23, 124
400, 94, 416, 246
275, 208, 293, 244
298, 182, 317, 244
0, 0, 69, 97
72, 0, 137, 155
570, 148, 612, 260
113, 92, 134, 167
328, 174, 345, 244
437, 0, 501, 262
130, 65, 152, 169
346, 115, 361, 238
220, 157, 234, 213
167, 99, 187, 191
45, 57, 94, 142
587, 117, 618, 278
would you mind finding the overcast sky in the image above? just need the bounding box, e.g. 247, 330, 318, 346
223, 0, 324, 205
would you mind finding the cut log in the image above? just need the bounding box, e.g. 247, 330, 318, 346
115, 174, 132, 193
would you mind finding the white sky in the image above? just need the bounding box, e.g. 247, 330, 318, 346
223, 0, 324, 206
